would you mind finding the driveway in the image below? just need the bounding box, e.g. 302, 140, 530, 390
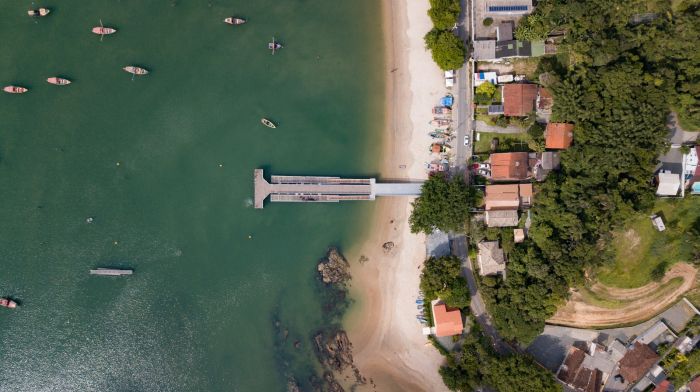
668, 112, 699, 143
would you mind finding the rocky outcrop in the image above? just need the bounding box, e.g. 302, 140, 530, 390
313, 330, 366, 388
317, 248, 350, 284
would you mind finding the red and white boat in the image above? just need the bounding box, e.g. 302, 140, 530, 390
3, 86, 28, 94
28, 8, 50, 17
0, 298, 17, 309
47, 77, 71, 86
92, 20, 117, 40
224, 17, 246, 25
123, 66, 149, 76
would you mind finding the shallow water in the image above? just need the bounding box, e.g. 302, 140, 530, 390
0, 1, 383, 390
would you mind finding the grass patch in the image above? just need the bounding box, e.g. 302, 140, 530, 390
675, 108, 700, 132
597, 197, 700, 288
578, 287, 631, 309
511, 58, 541, 80
473, 132, 529, 154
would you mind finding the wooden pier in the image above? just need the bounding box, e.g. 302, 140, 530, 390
253, 169, 424, 209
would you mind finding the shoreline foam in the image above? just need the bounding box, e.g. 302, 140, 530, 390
342, 0, 449, 390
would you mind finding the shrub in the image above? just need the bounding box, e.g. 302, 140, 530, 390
483, 17, 493, 26
428, 0, 461, 30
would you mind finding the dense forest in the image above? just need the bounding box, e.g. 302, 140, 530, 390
438, 323, 560, 391
480, 0, 700, 343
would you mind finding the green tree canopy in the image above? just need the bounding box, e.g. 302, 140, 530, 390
410, 172, 480, 234
420, 256, 470, 309
427, 0, 461, 30
424, 29, 466, 71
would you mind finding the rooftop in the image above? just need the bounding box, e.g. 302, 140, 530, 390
556, 346, 604, 392
503, 83, 538, 116
495, 39, 532, 58
473, 40, 497, 61
490, 152, 530, 180
546, 123, 574, 149
477, 241, 506, 276
688, 376, 700, 392
485, 209, 519, 227
656, 171, 681, 196
617, 342, 659, 385
432, 303, 464, 337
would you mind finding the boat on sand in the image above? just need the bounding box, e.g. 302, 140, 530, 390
261, 118, 277, 129
47, 77, 71, 86
3, 86, 28, 94
123, 66, 149, 76
0, 298, 17, 309
268, 37, 282, 55
28, 8, 50, 17
224, 17, 246, 25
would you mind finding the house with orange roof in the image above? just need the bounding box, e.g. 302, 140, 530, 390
545, 123, 574, 149
503, 83, 538, 117
432, 303, 464, 337
490, 152, 531, 181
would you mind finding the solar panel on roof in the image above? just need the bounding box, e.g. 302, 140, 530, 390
488, 5, 528, 12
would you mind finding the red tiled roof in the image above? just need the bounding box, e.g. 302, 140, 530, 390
618, 343, 659, 384
490, 152, 530, 180
503, 84, 538, 116
433, 304, 463, 337
546, 123, 574, 149
653, 380, 671, 392
557, 347, 603, 392
688, 376, 700, 392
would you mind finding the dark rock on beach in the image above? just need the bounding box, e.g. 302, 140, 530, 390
317, 248, 350, 285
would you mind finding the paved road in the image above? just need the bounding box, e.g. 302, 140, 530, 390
453, 0, 473, 174
451, 235, 511, 355
475, 121, 525, 134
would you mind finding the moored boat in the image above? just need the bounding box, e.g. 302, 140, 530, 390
268, 37, 282, 54
47, 77, 71, 86
0, 298, 17, 309
224, 17, 246, 25
28, 8, 50, 17
3, 86, 28, 94
261, 118, 277, 129
92, 26, 117, 35
90, 268, 133, 276
123, 66, 149, 76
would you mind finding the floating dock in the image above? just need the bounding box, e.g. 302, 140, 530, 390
253, 169, 423, 209
89, 268, 133, 276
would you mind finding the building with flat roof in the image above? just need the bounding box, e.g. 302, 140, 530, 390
473, 39, 497, 60
432, 303, 463, 337
485, 210, 519, 227
656, 171, 681, 196
497, 21, 514, 41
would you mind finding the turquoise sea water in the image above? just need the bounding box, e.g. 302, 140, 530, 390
0, 1, 383, 390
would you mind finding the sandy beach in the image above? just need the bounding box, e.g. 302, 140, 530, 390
344, 0, 449, 390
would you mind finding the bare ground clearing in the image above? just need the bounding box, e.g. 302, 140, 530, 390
548, 263, 697, 328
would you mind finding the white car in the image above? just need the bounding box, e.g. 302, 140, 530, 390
478, 163, 490, 169
463, 136, 470, 146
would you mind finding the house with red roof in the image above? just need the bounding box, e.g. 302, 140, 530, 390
432, 303, 463, 337
503, 83, 538, 117
545, 123, 574, 149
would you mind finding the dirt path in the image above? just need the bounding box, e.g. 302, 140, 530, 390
548, 263, 698, 328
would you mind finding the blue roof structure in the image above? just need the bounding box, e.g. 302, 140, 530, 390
488, 5, 528, 12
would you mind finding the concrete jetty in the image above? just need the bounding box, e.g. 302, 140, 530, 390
253, 169, 423, 209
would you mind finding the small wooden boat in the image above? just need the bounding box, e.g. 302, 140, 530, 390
92, 19, 116, 41
3, 86, 28, 94
47, 77, 71, 86
261, 118, 277, 129
0, 298, 17, 309
224, 17, 246, 25
28, 8, 50, 17
123, 66, 149, 76
268, 36, 282, 55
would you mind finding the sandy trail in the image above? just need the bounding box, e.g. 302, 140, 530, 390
548, 263, 697, 328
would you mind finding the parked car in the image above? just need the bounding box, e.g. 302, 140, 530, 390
470, 163, 480, 170
464, 135, 470, 146
477, 169, 490, 177
478, 163, 491, 169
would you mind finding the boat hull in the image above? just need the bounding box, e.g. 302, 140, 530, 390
92, 27, 117, 35
123, 66, 149, 75
0, 298, 17, 309
3, 86, 28, 94
261, 118, 277, 129
224, 17, 246, 25
47, 77, 71, 85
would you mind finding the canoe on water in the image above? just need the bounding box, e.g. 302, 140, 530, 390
261, 118, 277, 129
123, 66, 149, 76
224, 17, 246, 25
